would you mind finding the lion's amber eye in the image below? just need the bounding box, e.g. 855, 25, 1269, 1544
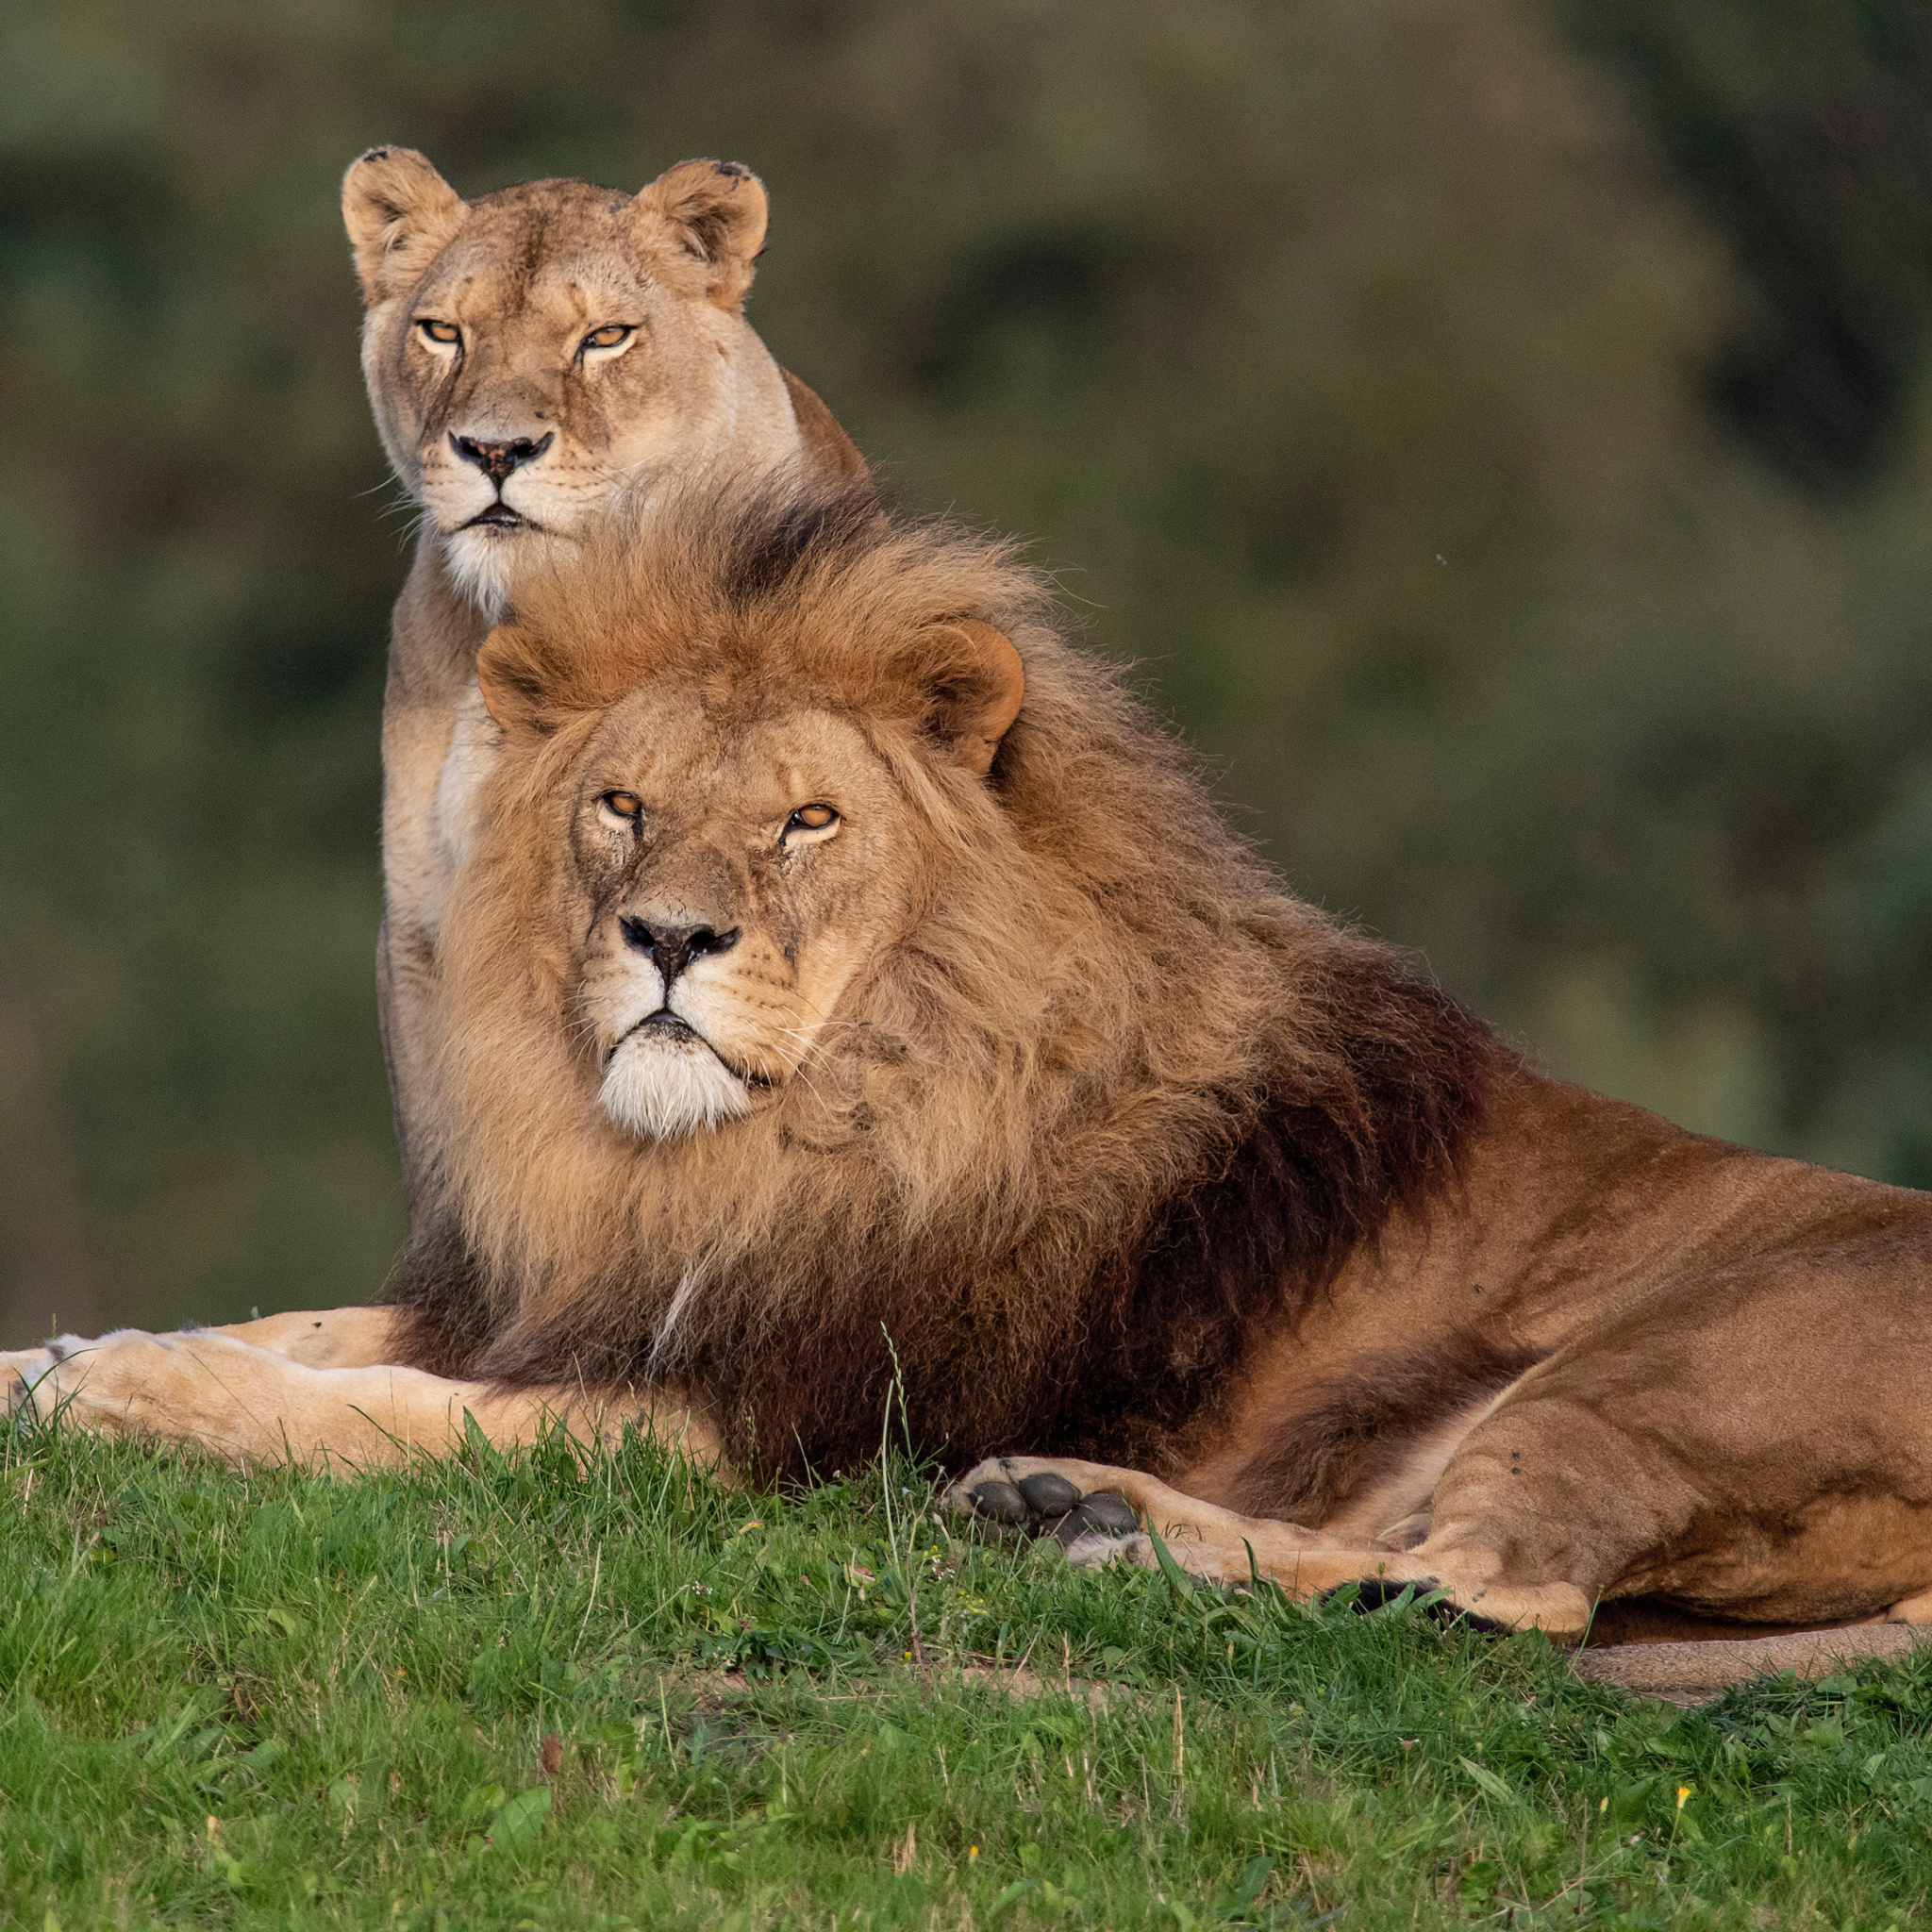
580, 324, 634, 354
599, 791, 644, 826
784, 804, 839, 839
416, 319, 461, 346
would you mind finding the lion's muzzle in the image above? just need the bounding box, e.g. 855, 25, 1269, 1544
584, 914, 757, 1141
619, 915, 741, 989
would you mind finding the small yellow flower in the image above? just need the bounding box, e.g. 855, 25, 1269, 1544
968, 1845, 980, 1862
1676, 1786, 1692, 1811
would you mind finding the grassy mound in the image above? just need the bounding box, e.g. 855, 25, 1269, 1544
4, 1424, 1929, 1928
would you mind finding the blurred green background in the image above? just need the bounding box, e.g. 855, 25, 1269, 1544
6, 0, 1932, 1344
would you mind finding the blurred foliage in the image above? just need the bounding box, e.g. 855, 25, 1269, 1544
4, 0, 1932, 1342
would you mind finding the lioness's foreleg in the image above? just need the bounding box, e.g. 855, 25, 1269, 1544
3, 1328, 722, 1472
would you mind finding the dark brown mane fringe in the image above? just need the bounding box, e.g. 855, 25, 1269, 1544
393, 956, 1503, 1483
391, 470, 1514, 1483
1053, 963, 1500, 1471
386, 1222, 494, 1382
710, 475, 884, 604
697, 957, 1502, 1483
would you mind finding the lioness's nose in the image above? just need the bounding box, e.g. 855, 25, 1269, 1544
450, 431, 555, 487
620, 918, 740, 989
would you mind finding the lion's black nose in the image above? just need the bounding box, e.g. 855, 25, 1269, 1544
450, 431, 555, 487
620, 918, 740, 988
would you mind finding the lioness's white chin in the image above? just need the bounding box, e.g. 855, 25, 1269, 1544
599, 1034, 751, 1141
442, 524, 579, 624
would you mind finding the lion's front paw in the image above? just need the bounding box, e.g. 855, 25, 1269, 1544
2, 1347, 60, 1420
947, 1457, 1143, 1549
3, 1334, 155, 1440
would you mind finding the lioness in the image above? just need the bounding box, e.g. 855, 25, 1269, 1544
341, 145, 866, 1219
12, 479, 1932, 1694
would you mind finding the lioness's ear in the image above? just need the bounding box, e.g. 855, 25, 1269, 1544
636, 159, 769, 311
341, 146, 468, 306
919, 620, 1026, 778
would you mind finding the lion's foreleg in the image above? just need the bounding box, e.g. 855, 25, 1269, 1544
946, 1453, 1592, 1635
948, 1455, 1395, 1589
5, 1306, 404, 1374
4, 1328, 721, 1473
950, 1456, 1366, 1556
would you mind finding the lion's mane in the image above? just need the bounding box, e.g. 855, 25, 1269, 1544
391, 480, 1505, 1481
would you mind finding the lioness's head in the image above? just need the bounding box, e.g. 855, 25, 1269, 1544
471, 491, 1027, 1141
343, 147, 795, 617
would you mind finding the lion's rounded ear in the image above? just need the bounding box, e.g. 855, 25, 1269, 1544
342, 146, 467, 307
921, 620, 1025, 779
636, 159, 769, 311
475, 624, 557, 739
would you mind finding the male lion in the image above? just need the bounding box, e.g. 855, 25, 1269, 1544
13, 479, 1932, 1692
341, 145, 866, 1225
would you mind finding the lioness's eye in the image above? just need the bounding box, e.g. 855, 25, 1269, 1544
783, 804, 840, 841
416, 319, 461, 347
599, 791, 644, 827
580, 324, 634, 355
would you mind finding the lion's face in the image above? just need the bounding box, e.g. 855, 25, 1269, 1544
468, 548, 1027, 1145
564, 691, 907, 1140
343, 150, 788, 617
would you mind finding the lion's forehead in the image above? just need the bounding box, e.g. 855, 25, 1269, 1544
590, 699, 883, 810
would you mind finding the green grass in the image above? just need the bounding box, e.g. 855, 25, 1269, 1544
5, 1424, 1932, 1930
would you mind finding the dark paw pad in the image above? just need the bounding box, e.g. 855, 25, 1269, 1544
1016, 1473, 1082, 1515
1067, 1491, 1140, 1535
967, 1480, 1028, 1525
961, 1472, 1142, 1544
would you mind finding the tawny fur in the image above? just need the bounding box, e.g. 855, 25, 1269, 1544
394, 479, 1497, 1480
345, 146, 867, 1240
21, 475, 1932, 1699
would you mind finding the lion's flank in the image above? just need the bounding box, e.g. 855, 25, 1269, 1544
390, 474, 1507, 1482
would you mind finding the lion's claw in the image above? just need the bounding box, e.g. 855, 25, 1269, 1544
1337, 1575, 1508, 1634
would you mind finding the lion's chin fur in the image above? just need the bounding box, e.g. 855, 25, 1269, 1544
598, 1034, 751, 1141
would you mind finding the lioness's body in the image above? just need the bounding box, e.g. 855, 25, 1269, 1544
341, 148, 864, 1210
11, 482, 1932, 1695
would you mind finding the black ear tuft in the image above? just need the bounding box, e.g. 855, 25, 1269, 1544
341, 146, 466, 306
